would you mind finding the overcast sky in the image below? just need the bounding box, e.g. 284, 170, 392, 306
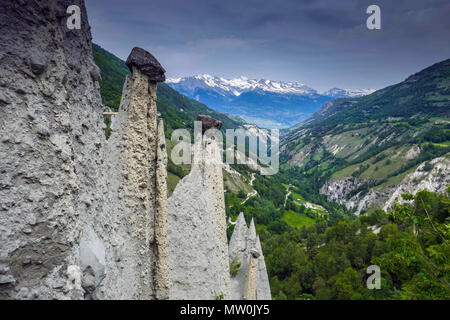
86, 0, 450, 91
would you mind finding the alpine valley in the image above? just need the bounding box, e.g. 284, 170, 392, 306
94, 43, 450, 300
2, 0, 449, 302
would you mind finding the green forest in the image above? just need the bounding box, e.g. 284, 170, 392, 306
226, 162, 449, 299
265, 188, 450, 300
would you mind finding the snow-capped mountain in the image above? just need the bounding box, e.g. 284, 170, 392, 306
322, 87, 376, 98
166, 75, 374, 128
168, 74, 318, 96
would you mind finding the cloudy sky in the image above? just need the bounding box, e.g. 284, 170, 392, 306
86, 0, 450, 91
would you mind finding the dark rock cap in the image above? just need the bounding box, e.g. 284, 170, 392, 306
197, 115, 223, 134
125, 47, 166, 82
250, 248, 260, 259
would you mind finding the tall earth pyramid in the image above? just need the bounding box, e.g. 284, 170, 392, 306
0, 0, 169, 300
167, 116, 231, 300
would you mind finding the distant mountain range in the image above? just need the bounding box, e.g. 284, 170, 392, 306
167, 75, 374, 128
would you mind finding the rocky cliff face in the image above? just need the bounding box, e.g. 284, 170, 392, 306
320, 157, 450, 215
0, 0, 168, 300
383, 156, 450, 210
0, 0, 107, 299
319, 177, 380, 215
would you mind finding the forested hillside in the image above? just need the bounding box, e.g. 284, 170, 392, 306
265, 188, 450, 299
304, 59, 450, 128
282, 59, 450, 216
93, 44, 130, 109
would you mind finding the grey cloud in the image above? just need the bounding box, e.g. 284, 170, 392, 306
86, 0, 450, 91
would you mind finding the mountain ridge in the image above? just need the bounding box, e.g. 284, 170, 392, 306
299, 58, 450, 129
167, 74, 374, 128
167, 74, 374, 97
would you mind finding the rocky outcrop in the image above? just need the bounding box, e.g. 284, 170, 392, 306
383, 156, 450, 210
320, 156, 450, 215
228, 213, 271, 300
320, 176, 401, 215
166, 119, 230, 300
0, 0, 271, 301
0, 0, 107, 300
319, 177, 376, 212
